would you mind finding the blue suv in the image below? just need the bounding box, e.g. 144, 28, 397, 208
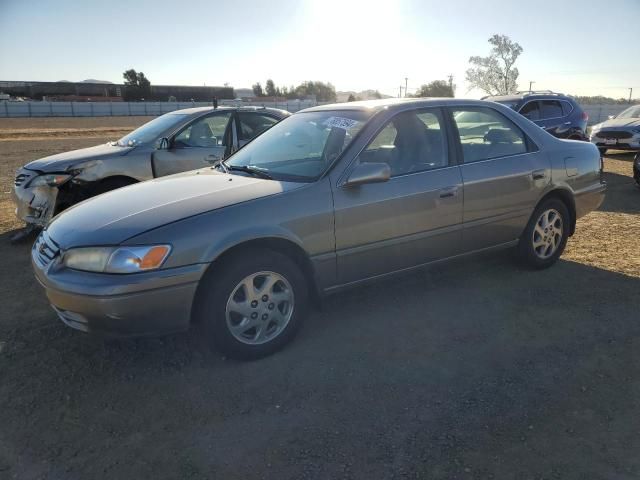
484, 91, 588, 141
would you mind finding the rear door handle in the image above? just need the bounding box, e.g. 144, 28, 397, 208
532, 169, 546, 180
438, 186, 459, 198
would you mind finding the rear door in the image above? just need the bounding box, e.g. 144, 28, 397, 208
152, 111, 233, 177
537, 100, 567, 137
332, 108, 464, 285
450, 106, 550, 252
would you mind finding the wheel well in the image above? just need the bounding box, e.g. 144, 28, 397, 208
538, 189, 576, 235
90, 175, 138, 194
55, 175, 139, 215
191, 237, 320, 324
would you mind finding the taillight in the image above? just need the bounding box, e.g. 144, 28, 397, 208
581, 111, 589, 121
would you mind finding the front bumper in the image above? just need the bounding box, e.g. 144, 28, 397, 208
12, 169, 57, 227
31, 235, 208, 336
590, 131, 640, 151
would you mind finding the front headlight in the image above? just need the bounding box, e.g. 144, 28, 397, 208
28, 173, 73, 188
62, 245, 171, 273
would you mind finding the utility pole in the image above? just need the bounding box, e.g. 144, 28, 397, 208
529, 81, 535, 93
448, 74, 454, 96
629, 87, 633, 104
404, 77, 408, 98
399, 85, 403, 98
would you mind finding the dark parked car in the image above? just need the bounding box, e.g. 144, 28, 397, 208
31, 98, 605, 359
12, 106, 289, 232
485, 91, 588, 141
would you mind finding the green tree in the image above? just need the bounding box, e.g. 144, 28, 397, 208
265, 79, 277, 97
122, 68, 151, 100
347, 93, 356, 102
413, 80, 455, 98
252, 82, 264, 97
293, 81, 336, 102
465, 34, 523, 95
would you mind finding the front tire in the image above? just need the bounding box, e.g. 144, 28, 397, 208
518, 198, 570, 269
197, 248, 308, 360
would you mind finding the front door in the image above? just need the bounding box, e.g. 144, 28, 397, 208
332, 108, 464, 285
152, 111, 233, 177
450, 106, 550, 252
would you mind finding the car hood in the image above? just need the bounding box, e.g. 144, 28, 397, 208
46, 168, 299, 248
597, 118, 640, 129
24, 143, 135, 172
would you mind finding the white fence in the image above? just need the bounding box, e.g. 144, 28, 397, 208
582, 104, 630, 125
0, 99, 321, 117
0, 99, 632, 124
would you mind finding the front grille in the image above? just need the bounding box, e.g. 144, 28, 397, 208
596, 130, 633, 139
14, 172, 31, 187
33, 230, 60, 268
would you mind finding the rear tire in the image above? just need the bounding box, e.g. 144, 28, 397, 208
517, 198, 570, 269
197, 248, 308, 360
598, 147, 607, 155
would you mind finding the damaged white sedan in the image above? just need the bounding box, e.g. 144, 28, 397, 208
12, 106, 288, 238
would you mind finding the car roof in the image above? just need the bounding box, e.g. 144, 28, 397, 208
172, 106, 290, 117
486, 93, 574, 103
299, 97, 495, 114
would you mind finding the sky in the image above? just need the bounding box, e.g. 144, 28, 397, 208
0, 0, 638, 99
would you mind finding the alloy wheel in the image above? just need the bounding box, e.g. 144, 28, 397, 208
225, 271, 294, 345
532, 208, 563, 260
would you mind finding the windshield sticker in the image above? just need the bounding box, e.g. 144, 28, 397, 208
323, 116, 360, 130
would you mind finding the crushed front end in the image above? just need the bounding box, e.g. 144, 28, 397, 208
12, 168, 70, 228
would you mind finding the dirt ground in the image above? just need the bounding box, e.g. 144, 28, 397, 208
0, 118, 639, 479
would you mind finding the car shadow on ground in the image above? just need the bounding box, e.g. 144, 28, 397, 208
599, 170, 639, 214
1, 230, 639, 478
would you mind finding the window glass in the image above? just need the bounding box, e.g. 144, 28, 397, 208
226, 111, 369, 181
519, 101, 541, 120
452, 107, 528, 163
237, 113, 279, 141
540, 100, 563, 118
561, 101, 574, 116
359, 110, 448, 176
117, 113, 188, 147
174, 112, 232, 148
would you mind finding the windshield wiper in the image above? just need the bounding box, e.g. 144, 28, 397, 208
224, 162, 274, 180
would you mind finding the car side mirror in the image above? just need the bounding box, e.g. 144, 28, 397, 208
157, 137, 170, 150
344, 162, 391, 187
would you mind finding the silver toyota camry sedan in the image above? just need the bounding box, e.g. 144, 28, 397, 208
13, 106, 289, 234
31, 98, 606, 359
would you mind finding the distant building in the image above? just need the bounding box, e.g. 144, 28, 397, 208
0, 81, 235, 102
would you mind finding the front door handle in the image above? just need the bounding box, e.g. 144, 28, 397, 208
532, 169, 546, 180
438, 186, 459, 198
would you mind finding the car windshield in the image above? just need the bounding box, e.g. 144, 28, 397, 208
225, 110, 370, 182
116, 112, 188, 146
615, 106, 640, 119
